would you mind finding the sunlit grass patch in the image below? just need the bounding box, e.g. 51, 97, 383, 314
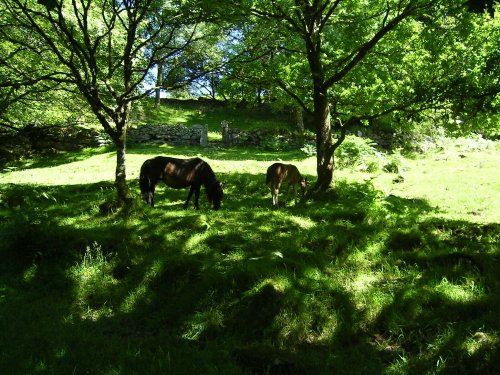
23, 263, 38, 283
133, 98, 294, 132
463, 331, 499, 356
351, 273, 382, 293
183, 307, 226, 341
119, 258, 167, 314
68, 242, 118, 320
287, 215, 316, 229
434, 277, 486, 304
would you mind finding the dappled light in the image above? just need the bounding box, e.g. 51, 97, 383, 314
2, 0, 499, 371
1, 148, 499, 373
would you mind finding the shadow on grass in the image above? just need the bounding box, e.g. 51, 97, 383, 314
1, 145, 115, 171
127, 143, 310, 162
0, 178, 498, 374
2, 144, 310, 175
370, 217, 500, 374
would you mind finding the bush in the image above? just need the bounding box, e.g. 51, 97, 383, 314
260, 134, 291, 151
383, 150, 404, 173
300, 142, 316, 156
393, 120, 446, 154
453, 134, 499, 152
336, 135, 383, 171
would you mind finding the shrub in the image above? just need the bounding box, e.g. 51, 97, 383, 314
393, 120, 446, 154
383, 150, 404, 173
453, 134, 498, 152
300, 142, 316, 157
260, 134, 291, 151
336, 135, 383, 171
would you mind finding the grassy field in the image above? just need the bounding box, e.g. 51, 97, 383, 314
131, 99, 295, 141
0, 137, 499, 374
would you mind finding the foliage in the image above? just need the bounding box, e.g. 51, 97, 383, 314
259, 134, 293, 151
300, 142, 317, 157
393, 117, 448, 154
401, 7, 500, 138
334, 135, 405, 174
382, 150, 404, 173
336, 136, 382, 170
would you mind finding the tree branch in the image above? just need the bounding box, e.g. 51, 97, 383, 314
325, 1, 431, 88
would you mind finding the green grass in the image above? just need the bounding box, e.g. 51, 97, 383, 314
0, 139, 499, 374
131, 99, 294, 135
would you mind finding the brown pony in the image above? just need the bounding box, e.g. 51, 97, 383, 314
266, 163, 307, 207
139, 156, 223, 210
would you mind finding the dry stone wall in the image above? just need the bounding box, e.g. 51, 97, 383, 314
221, 120, 301, 147
127, 124, 208, 146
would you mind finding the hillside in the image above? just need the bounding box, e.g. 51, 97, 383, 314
131, 98, 297, 133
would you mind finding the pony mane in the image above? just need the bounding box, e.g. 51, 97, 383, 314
200, 162, 216, 193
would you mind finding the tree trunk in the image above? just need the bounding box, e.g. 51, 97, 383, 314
114, 131, 133, 204
313, 88, 335, 191
155, 63, 163, 110
295, 106, 304, 133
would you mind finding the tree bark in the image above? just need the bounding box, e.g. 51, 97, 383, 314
113, 129, 133, 204
295, 106, 304, 133
313, 86, 335, 191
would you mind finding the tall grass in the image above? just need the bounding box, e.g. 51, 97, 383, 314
0, 139, 499, 374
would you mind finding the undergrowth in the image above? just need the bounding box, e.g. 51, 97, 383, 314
1, 147, 499, 374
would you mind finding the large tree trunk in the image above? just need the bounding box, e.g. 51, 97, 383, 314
313, 87, 335, 191
114, 132, 132, 204
104, 112, 132, 205
295, 106, 304, 133
91, 107, 133, 205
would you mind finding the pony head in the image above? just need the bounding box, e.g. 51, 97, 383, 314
139, 174, 154, 205
207, 180, 224, 210
139, 159, 156, 207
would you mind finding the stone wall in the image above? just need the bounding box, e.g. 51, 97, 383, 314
354, 129, 394, 149
221, 120, 301, 147
0, 125, 102, 163
127, 124, 208, 146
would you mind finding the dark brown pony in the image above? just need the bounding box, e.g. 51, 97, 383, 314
266, 163, 307, 207
139, 156, 223, 210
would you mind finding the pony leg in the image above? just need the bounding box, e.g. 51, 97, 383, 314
184, 186, 195, 209
193, 185, 201, 209
149, 186, 156, 207
270, 183, 280, 207
273, 189, 279, 207
284, 184, 291, 205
